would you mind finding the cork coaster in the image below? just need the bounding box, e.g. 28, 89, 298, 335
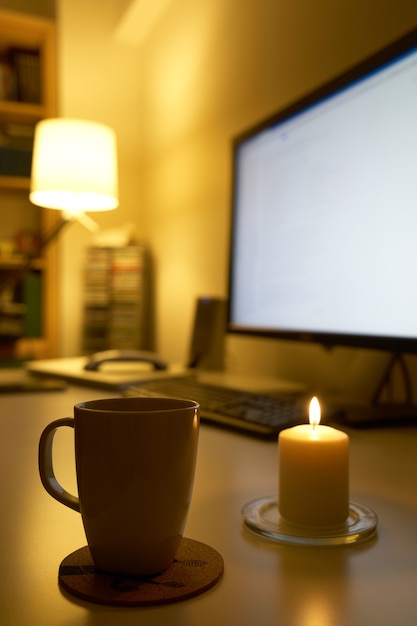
58, 537, 224, 607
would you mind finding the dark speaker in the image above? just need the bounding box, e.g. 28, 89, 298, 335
188, 297, 226, 370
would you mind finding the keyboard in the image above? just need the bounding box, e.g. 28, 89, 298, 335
124, 376, 308, 439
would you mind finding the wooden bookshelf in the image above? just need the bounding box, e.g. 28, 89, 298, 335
0, 9, 58, 359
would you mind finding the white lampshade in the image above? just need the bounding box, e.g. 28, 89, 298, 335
30, 118, 119, 214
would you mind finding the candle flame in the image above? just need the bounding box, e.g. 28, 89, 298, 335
309, 396, 321, 428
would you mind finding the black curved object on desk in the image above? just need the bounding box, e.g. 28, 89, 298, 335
84, 349, 168, 372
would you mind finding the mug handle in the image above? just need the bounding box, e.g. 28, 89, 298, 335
38, 418, 80, 512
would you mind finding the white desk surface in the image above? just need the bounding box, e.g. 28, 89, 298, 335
1, 384, 417, 625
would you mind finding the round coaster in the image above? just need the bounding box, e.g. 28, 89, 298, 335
58, 537, 224, 607
242, 496, 378, 546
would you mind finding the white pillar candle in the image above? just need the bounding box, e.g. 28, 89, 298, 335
278, 397, 349, 527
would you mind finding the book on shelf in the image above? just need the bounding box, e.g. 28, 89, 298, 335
0, 144, 32, 177
0, 58, 16, 101
0, 47, 41, 104
0, 121, 36, 178
22, 270, 42, 337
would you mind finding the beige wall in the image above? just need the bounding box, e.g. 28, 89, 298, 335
57, 0, 417, 402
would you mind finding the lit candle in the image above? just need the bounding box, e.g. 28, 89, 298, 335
278, 397, 349, 527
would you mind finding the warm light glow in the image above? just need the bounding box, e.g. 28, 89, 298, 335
309, 396, 321, 427
29, 118, 119, 214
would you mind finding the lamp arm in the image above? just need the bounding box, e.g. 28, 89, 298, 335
34, 214, 73, 256
0, 214, 72, 294
65, 212, 99, 233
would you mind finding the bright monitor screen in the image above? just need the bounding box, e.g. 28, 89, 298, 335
228, 28, 417, 353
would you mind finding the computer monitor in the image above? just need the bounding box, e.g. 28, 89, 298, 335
228, 27, 417, 358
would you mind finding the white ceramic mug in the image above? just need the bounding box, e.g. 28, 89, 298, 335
38, 397, 199, 576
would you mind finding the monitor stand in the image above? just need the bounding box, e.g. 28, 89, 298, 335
338, 353, 417, 427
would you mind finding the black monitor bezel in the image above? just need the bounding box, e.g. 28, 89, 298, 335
227, 26, 417, 354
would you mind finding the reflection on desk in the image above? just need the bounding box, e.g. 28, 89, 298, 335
0, 384, 417, 625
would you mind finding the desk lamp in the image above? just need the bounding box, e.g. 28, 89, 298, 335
30, 117, 119, 248
0, 118, 118, 335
